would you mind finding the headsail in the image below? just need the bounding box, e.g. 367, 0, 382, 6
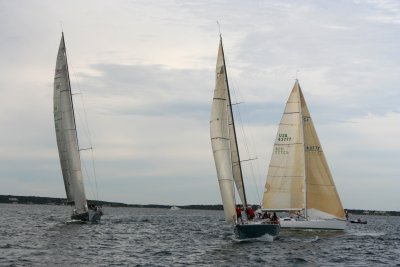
54, 33, 88, 215
263, 80, 345, 220
300, 86, 345, 219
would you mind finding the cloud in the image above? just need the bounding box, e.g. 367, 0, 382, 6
0, 0, 399, 210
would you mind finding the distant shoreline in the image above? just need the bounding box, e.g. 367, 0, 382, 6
0, 194, 223, 211
1, 195, 399, 215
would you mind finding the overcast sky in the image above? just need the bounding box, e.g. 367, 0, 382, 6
1, 0, 399, 210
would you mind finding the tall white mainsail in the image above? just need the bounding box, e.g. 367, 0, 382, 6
54, 33, 88, 215
262, 81, 305, 211
210, 37, 236, 224
263, 80, 345, 220
210, 37, 248, 224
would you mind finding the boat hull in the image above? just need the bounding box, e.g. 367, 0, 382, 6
280, 218, 346, 230
234, 223, 280, 239
71, 210, 102, 223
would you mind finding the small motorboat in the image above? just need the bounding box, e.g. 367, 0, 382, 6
349, 219, 367, 224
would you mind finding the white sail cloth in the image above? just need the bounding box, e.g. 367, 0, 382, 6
54, 33, 88, 215
210, 38, 236, 224
263, 81, 345, 220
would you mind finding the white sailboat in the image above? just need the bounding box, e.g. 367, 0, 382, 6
210, 36, 280, 239
262, 80, 346, 230
54, 33, 102, 223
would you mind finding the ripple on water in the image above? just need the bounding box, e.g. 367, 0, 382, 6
0, 205, 399, 266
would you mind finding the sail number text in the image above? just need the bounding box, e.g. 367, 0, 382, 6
305, 145, 321, 152
277, 133, 292, 142
274, 147, 289, 155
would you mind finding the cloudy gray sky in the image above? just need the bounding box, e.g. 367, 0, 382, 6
1, 0, 399, 210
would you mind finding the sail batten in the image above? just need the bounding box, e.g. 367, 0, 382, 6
54, 33, 88, 215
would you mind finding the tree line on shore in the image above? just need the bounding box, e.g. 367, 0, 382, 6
1, 195, 399, 216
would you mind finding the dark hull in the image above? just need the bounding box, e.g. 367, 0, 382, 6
71, 210, 102, 223
71, 212, 89, 221
234, 223, 280, 239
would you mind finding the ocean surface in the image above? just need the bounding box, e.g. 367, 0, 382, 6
0, 204, 399, 266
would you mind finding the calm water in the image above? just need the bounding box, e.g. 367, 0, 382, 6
0, 204, 399, 266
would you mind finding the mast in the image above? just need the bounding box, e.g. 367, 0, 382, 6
296, 80, 308, 218
219, 36, 248, 208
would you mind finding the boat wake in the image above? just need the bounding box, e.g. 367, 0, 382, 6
350, 231, 385, 237
230, 233, 275, 243
66, 220, 88, 225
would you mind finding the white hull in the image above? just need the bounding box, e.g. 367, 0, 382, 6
280, 218, 346, 230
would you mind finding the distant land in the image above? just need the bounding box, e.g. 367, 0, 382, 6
1, 195, 399, 216
0, 195, 222, 211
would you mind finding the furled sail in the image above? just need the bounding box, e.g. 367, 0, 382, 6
263, 80, 345, 220
54, 33, 88, 215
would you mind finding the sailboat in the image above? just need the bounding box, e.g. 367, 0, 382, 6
210, 36, 280, 239
54, 33, 102, 223
262, 80, 346, 230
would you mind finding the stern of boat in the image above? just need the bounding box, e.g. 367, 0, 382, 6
234, 222, 280, 239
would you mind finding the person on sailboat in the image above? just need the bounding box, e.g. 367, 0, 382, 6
263, 212, 273, 221
272, 212, 279, 224
236, 205, 243, 224
246, 206, 255, 220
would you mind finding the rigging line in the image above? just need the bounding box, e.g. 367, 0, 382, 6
65, 46, 99, 200
74, 90, 93, 147
224, 56, 263, 205
73, 70, 100, 202
81, 154, 96, 201
236, 102, 262, 205
64, 44, 93, 148
64, 48, 92, 146
234, 91, 264, 206
238, 108, 265, 206
76, 103, 99, 201
91, 148, 99, 201
221, 36, 248, 208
